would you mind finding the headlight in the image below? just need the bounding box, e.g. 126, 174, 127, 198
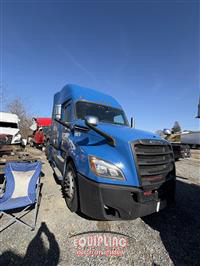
89, 156, 125, 180
15, 132, 21, 137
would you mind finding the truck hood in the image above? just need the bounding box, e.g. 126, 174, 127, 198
88, 123, 160, 143
73, 122, 163, 187
0, 127, 19, 136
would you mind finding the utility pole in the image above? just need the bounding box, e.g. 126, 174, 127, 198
196, 96, 200, 118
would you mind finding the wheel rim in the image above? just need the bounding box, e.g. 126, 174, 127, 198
63, 170, 75, 200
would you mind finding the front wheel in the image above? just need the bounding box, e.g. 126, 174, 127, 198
62, 162, 79, 213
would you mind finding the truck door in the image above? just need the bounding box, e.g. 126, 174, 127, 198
52, 113, 61, 150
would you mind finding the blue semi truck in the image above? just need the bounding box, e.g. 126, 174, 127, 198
47, 84, 176, 220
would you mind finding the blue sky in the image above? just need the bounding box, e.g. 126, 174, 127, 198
1, 0, 199, 132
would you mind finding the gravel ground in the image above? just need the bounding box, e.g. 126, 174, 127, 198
0, 148, 199, 266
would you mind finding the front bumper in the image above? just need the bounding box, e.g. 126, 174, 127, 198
77, 173, 176, 220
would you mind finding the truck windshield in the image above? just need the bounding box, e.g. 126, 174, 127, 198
0, 122, 18, 128
76, 101, 129, 126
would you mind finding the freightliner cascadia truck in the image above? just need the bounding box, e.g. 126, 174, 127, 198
47, 84, 176, 220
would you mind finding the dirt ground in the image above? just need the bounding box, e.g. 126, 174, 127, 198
0, 148, 200, 266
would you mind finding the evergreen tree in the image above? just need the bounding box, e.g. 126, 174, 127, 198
172, 121, 181, 133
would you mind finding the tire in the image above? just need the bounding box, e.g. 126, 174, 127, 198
62, 162, 79, 213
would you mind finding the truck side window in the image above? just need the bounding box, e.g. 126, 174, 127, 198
114, 114, 124, 125
64, 104, 72, 123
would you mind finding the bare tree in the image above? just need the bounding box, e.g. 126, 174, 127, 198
7, 98, 32, 138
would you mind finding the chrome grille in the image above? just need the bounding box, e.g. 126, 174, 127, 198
132, 139, 174, 186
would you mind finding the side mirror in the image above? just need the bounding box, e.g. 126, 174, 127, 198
85, 116, 99, 126
131, 117, 135, 128
54, 104, 61, 120
163, 128, 171, 135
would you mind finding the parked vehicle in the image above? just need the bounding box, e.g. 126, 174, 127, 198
47, 84, 176, 220
29, 117, 52, 149
181, 131, 200, 148
0, 112, 21, 146
170, 143, 190, 160
0, 112, 37, 176
163, 129, 191, 160
180, 97, 200, 148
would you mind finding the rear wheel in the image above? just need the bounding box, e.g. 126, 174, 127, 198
62, 162, 79, 212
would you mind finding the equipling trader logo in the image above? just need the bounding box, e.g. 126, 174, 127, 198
70, 231, 131, 256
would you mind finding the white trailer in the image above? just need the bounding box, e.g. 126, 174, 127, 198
181, 131, 200, 147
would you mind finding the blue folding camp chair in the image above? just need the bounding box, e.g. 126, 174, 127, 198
0, 161, 42, 232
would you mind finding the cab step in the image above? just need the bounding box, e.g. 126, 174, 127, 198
51, 161, 63, 181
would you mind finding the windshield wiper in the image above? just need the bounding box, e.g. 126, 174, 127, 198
55, 118, 116, 147
85, 120, 116, 147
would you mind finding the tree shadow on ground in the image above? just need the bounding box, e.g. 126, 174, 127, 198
0, 222, 60, 266
143, 180, 200, 266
